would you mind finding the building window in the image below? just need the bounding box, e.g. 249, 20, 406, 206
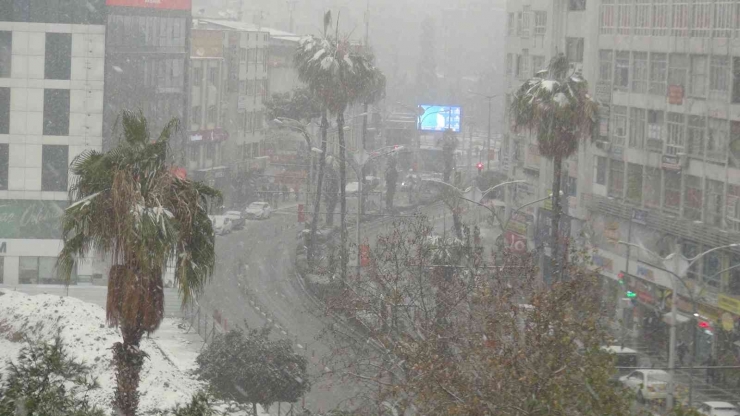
208, 67, 219, 86
690, 0, 712, 37
206, 105, 217, 124
682, 242, 700, 280
240, 47, 247, 62
652, 0, 669, 36
44, 33, 71, 80
192, 66, 202, 86
566, 176, 577, 197
42, 145, 69, 192
611, 105, 627, 147
663, 171, 681, 212
188, 146, 198, 164
532, 55, 545, 76
247, 79, 256, 96
43, 89, 70, 136
608, 160, 624, 198
683, 175, 702, 220
534, 11, 547, 35
595, 156, 607, 185
600, 0, 615, 34
634, 0, 650, 35
192, 106, 202, 125
206, 143, 214, 160
0, 87, 8, 135
671, 0, 690, 36
709, 56, 730, 100
520, 7, 531, 37
687, 115, 705, 157
0, 31, 10, 78
626, 163, 643, 203
566, 38, 584, 63
649, 53, 667, 95
629, 108, 645, 149
646, 109, 663, 151
644, 167, 661, 208
520, 50, 529, 78
599, 50, 613, 82
668, 54, 689, 91
614, 51, 629, 90
508, 13, 515, 36
506, 54, 512, 75
707, 118, 728, 161
19, 257, 59, 285
705, 179, 723, 227
616, 0, 631, 35
569, 0, 586, 11
666, 112, 685, 153
0, 144, 7, 190
632, 52, 648, 93
729, 185, 740, 232
690, 55, 707, 97
713, 1, 735, 37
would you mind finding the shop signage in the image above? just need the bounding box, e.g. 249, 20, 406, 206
721, 312, 735, 331
106, 0, 191, 10
192, 30, 223, 58
0, 200, 67, 239
506, 220, 527, 236
718, 294, 740, 315
592, 253, 613, 272
526, 144, 541, 166
661, 154, 681, 171
636, 264, 655, 281
190, 129, 229, 142
604, 221, 620, 243
504, 231, 527, 253
668, 85, 684, 105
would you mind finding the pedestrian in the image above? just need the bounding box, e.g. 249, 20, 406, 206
282, 184, 289, 202
703, 355, 715, 384
677, 341, 688, 366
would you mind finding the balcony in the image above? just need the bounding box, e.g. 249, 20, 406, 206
583, 193, 740, 253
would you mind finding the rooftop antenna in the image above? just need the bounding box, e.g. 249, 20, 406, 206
287, 0, 297, 33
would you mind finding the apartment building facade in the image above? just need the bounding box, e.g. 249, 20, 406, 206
0, 0, 106, 285
503, 0, 740, 362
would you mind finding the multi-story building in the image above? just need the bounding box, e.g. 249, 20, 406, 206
103, 0, 191, 162
503, 0, 740, 363
0, 0, 106, 285
188, 28, 229, 195
192, 19, 270, 171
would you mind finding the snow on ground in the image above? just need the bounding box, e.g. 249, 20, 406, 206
0, 288, 204, 415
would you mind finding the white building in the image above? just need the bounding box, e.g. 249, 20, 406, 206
502, 0, 740, 361
0, 4, 106, 285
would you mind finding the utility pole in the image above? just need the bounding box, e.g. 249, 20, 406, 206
364, 0, 370, 47
286, 1, 297, 33
486, 96, 492, 170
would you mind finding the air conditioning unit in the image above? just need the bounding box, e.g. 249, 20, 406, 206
594, 140, 611, 151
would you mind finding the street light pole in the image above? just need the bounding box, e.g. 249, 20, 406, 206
487, 97, 492, 170
667, 243, 680, 410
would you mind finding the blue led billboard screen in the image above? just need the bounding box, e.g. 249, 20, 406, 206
418, 105, 462, 133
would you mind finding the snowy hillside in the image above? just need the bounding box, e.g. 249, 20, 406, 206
0, 289, 204, 415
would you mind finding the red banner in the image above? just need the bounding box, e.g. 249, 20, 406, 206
106, 0, 191, 10
297, 204, 305, 223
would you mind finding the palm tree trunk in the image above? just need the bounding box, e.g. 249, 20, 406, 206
113, 324, 146, 416
550, 153, 563, 283
308, 109, 329, 264
337, 110, 347, 281
360, 102, 368, 216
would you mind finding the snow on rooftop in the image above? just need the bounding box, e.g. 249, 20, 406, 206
0, 289, 204, 415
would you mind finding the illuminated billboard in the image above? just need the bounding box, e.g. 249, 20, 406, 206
418, 105, 462, 133
105, 0, 191, 10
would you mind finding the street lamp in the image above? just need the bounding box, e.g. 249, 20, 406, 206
617, 241, 740, 410
468, 91, 501, 170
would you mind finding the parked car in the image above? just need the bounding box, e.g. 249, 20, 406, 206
696, 402, 740, 416
244, 201, 271, 220
619, 369, 671, 402
224, 210, 245, 229
209, 215, 233, 235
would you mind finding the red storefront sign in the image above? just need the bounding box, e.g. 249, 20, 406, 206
668, 85, 684, 105
504, 231, 527, 253
170, 167, 187, 180
106, 0, 191, 9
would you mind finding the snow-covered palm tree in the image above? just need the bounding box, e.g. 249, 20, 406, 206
510, 54, 598, 280
57, 111, 219, 416
294, 12, 383, 279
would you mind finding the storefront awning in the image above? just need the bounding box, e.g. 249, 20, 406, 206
662, 312, 692, 326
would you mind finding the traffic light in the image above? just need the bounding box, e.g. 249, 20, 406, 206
626, 291, 637, 298
476, 162, 483, 173
698, 321, 711, 329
